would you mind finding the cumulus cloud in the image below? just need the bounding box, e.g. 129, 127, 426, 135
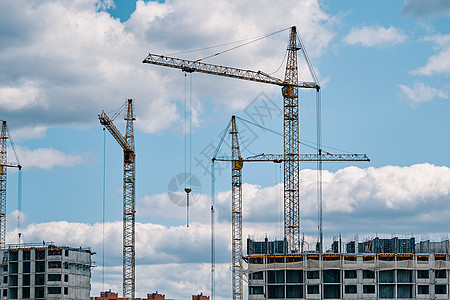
13, 146, 87, 169
139, 163, 450, 233
399, 82, 448, 106
0, 81, 48, 111
344, 25, 407, 48
401, 0, 450, 18
412, 34, 450, 75
7, 162, 450, 297
0, 0, 334, 138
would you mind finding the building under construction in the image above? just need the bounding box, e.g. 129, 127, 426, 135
246, 237, 450, 299
0, 242, 93, 299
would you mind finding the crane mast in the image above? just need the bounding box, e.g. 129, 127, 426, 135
0, 121, 7, 246
99, 99, 136, 300
230, 116, 243, 300
143, 26, 318, 254
214, 116, 369, 300
0, 121, 22, 246
283, 26, 301, 253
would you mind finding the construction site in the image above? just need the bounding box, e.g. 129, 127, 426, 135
0, 24, 449, 300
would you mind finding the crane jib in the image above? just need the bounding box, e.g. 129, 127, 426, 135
142, 53, 319, 89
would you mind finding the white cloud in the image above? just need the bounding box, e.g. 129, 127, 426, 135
0, 0, 334, 138
139, 163, 450, 232
401, 0, 450, 18
399, 82, 448, 106
7, 161, 450, 297
0, 81, 48, 111
344, 25, 407, 47
13, 146, 87, 169
412, 34, 450, 75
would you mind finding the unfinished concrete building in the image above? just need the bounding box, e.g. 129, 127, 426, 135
0, 242, 92, 299
246, 237, 450, 299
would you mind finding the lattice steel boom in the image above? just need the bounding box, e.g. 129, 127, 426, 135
0, 121, 21, 246
214, 120, 369, 297
0, 122, 7, 246
230, 116, 243, 300
99, 100, 136, 299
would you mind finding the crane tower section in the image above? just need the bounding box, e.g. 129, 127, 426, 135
283, 26, 301, 253
99, 99, 136, 299
0, 122, 7, 246
230, 116, 243, 300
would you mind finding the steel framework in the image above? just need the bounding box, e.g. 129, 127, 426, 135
0, 121, 21, 246
99, 99, 136, 299
0, 122, 7, 246
213, 116, 369, 300
230, 116, 243, 300
143, 27, 318, 254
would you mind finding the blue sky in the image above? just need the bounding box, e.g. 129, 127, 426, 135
0, 0, 449, 299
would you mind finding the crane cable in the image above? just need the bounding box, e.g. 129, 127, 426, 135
102, 127, 106, 291
168, 27, 290, 62
316, 89, 323, 253
194, 27, 290, 63
6, 126, 22, 244
184, 73, 193, 227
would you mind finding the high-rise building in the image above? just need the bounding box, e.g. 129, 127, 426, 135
246, 237, 450, 299
0, 242, 92, 299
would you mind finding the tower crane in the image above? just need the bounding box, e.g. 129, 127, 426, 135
99, 99, 136, 300
0, 121, 22, 246
143, 26, 316, 255
213, 116, 369, 300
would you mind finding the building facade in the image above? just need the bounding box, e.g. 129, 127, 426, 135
246, 238, 450, 299
0, 242, 92, 300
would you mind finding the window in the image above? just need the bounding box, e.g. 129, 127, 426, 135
286, 270, 302, 283
48, 249, 62, 256
418, 285, 429, 294
22, 250, 31, 261
344, 270, 356, 279
345, 285, 357, 294
307, 285, 319, 294
363, 270, 375, 279
35, 274, 45, 285
267, 270, 284, 283
23, 274, 30, 286
35, 261, 45, 273
35, 287, 44, 299
35, 250, 45, 260
417, 270, 429, 279
64, 287, 68, 295
251, 286, 263, 295
48, 261, 61, 269
23, 261, 30, 273
65, 249, 69, 256
363, 285, 375, 293
47, 287, 61, 295
307, 271, 319, 279
2, 289, 6, 297
64, 274, 69, 282
435, 269, 447, 279
252, 271, 263, 280
22, 287, 30, 298
435, 285, 447, 294
323, 270, 340, 283
48, 274, 61, 281
2, 276, 6, 284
